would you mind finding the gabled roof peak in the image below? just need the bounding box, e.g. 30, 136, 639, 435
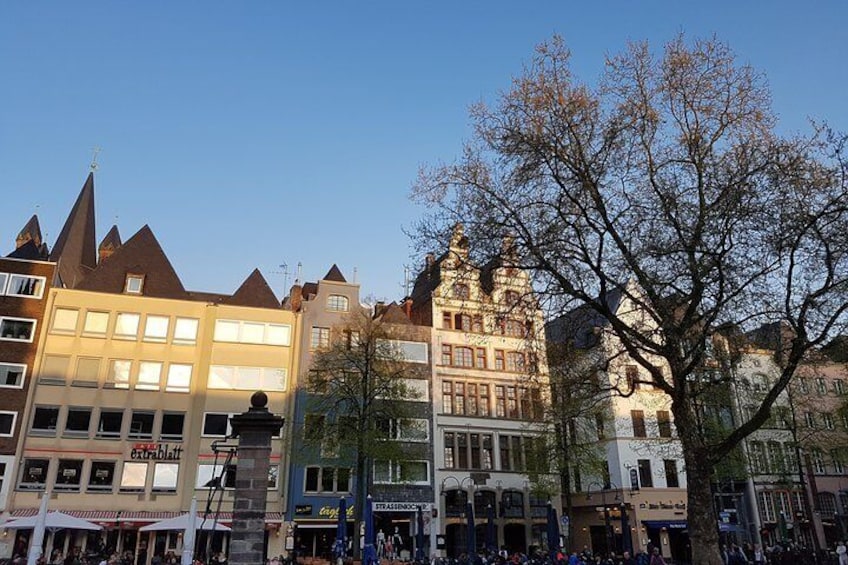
16, 214, 43, 249
323, 264, 347, 283
224, 268, 281, 309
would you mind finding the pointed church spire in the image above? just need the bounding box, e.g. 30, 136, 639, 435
98, 225, 122, 263
50, 172, 97, 288
16, 215, 43, 249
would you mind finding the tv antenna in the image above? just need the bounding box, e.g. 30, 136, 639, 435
90, 147, 102, 172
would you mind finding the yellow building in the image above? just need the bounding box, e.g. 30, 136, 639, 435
1, 176, 300, 563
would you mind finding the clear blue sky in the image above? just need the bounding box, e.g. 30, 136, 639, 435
1, 2, 845, 302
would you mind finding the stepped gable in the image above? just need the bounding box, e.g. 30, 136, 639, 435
224, 269, 280, 309
376, 302, 412, 325
410, 252, 446, 303
16, 215, 43, 249
98, 225, 122, 262
75, 225, 187, 299
49, 173, 97, 288
322, 264, 347, 282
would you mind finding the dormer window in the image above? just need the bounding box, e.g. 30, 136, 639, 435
125, 274, 144, 295
327, 295, 349, 312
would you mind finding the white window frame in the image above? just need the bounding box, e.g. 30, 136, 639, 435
51, 308, 79, 333
202, 412, 232, 438
119, 462, 148, 491
173, 318, 199, 344
0, 362, 26, 388
114, 313, 140, 339
373, 460, 429, 485
0, 411, 17, 437
107, 359, 131, 389
311, 327, 330, 349
124, 275, 144, 295
377, 339, 429, 364
143, 315, 170, 343
0, 272, 7, 294
326, 294, 349, 312
6, 274, 46, 299
208, 365, 287, 392
82, 311, 110, 335
0, 317, 37, 343
165, 364, 192, 393
152, 463, 179, 492
213, 319, 291, 347
136, 361, 163, 391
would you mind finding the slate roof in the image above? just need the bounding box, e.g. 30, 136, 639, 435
16, 214, 43, 248
545, 287, 624, 349
99, 225, 122, 255
49, 173, 97, 288
224, 269, 280, 309
376, 302, 412, 325
323, 264, 347, 283
409, 252, 446, 304
75, 225, 188, 300
7, 239, 49, 260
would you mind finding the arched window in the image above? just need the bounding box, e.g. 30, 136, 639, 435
327, 295, 349, 312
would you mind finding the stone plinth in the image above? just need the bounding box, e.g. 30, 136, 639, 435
229, 391, 285, 565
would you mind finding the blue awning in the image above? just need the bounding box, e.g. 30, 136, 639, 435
642, 520, 688, 530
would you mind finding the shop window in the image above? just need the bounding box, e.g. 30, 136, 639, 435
55, 459, 84, 492
119, 462, 147, 492
19, 458, 49, 490
88, 461, 116, 492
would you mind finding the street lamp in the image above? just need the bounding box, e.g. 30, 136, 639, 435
587, 482, 621, 557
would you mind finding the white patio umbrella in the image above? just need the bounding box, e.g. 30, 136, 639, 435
139, 513, 231, 532
4, 512, 104, 532
26, 492, 48, 565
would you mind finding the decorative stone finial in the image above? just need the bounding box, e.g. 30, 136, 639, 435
251, 391, 268, 408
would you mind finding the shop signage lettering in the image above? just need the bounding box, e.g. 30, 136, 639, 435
130, 443, 183, 461
318, 505, 355, 519
373, 502, 432, 512
295, 505, 313, 516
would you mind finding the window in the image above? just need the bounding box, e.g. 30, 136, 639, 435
664, 460, 679, 488
96, 410, 124, 439
373, 460, 429, 484
797, 378, 809, 394
268, 465, 280, 489
120, 462, 147, 492
0, 411, 15, 436
506, 351, 525, 372
455, 314, 472, 331
32, 407, 59, 435
129, 412, 155, 439
812, 449, 826, 474
832, 450, 845, 475
54, 459, 84, 491
173, 318, 199, 344
824, 413, 835, 430
444, 431, 494, 470
83, 311, 109, 335
475, 348, 486, 369
817, 378, 828, 395
453, 284, 470, 300
501, 490, 524, 518
625, 365, 639, 391
114, 313, 140, 338
311, 327, 330, 349
75, 357, 100, 382
40, 355, 69, 382
454, 347, 473, 367
749, 441, 767, 474
213, 320, 291, 346
805, 412, 817, 428
107, 360, 131, 389
165, 364, 192, 393
637, 459, 653, 488
758, 491, 776, 523
208, 365, 287, 392
503, 319, 524, 338
0, 363, 25, 388
124, 275, 144, 294
327, 295, 349, 312
595, 413, 606, 440
152, 463, 179, 492
380, 418, 429, 442
136, 362, 162, 391
64, 408, 91, 437
657, 411, 672, 438
203, 413, 231, 437
442, 311, 453, 330
631, 410, 647, 438
196, 464, 236, 489
143, 316, 169, 342
20, 458, 49, 490
499, 435, 527, 472
52, 308, 79, 333
494, 350, 505, 371
88, 461, 116, 492
503, 290, 519, 306
0, 272, 5, 293
0, 317, 36, 342
377, 340, 429, 363
6, 274, 45, 298
160, 413, 185, 441
767, 442, 785, 473
304, 467, 351, 493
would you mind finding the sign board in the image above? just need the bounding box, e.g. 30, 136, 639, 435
560, 516, 570, 529
373, 502, 432, 512
130, 444, 183, 461
294, 505, 313, 516
629, 468, 639, 491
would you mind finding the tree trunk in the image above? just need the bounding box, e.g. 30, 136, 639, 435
675, 411, 724, 565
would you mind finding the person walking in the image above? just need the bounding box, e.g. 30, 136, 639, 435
838, 540, 848, 565
648, 548, 666, 565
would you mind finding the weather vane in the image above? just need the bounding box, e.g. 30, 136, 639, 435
90, 147, 102, 172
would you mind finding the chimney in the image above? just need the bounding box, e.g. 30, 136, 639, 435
404, 297, 414, 319
288, 284, 303, 313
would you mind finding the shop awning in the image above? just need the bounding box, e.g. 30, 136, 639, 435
7, 510, 283, 524
10, 509, 120, 521
642, 520, 688, 530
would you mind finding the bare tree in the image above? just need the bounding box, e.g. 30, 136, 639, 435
305, 309, 424, 558
411, 35, 848, 565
